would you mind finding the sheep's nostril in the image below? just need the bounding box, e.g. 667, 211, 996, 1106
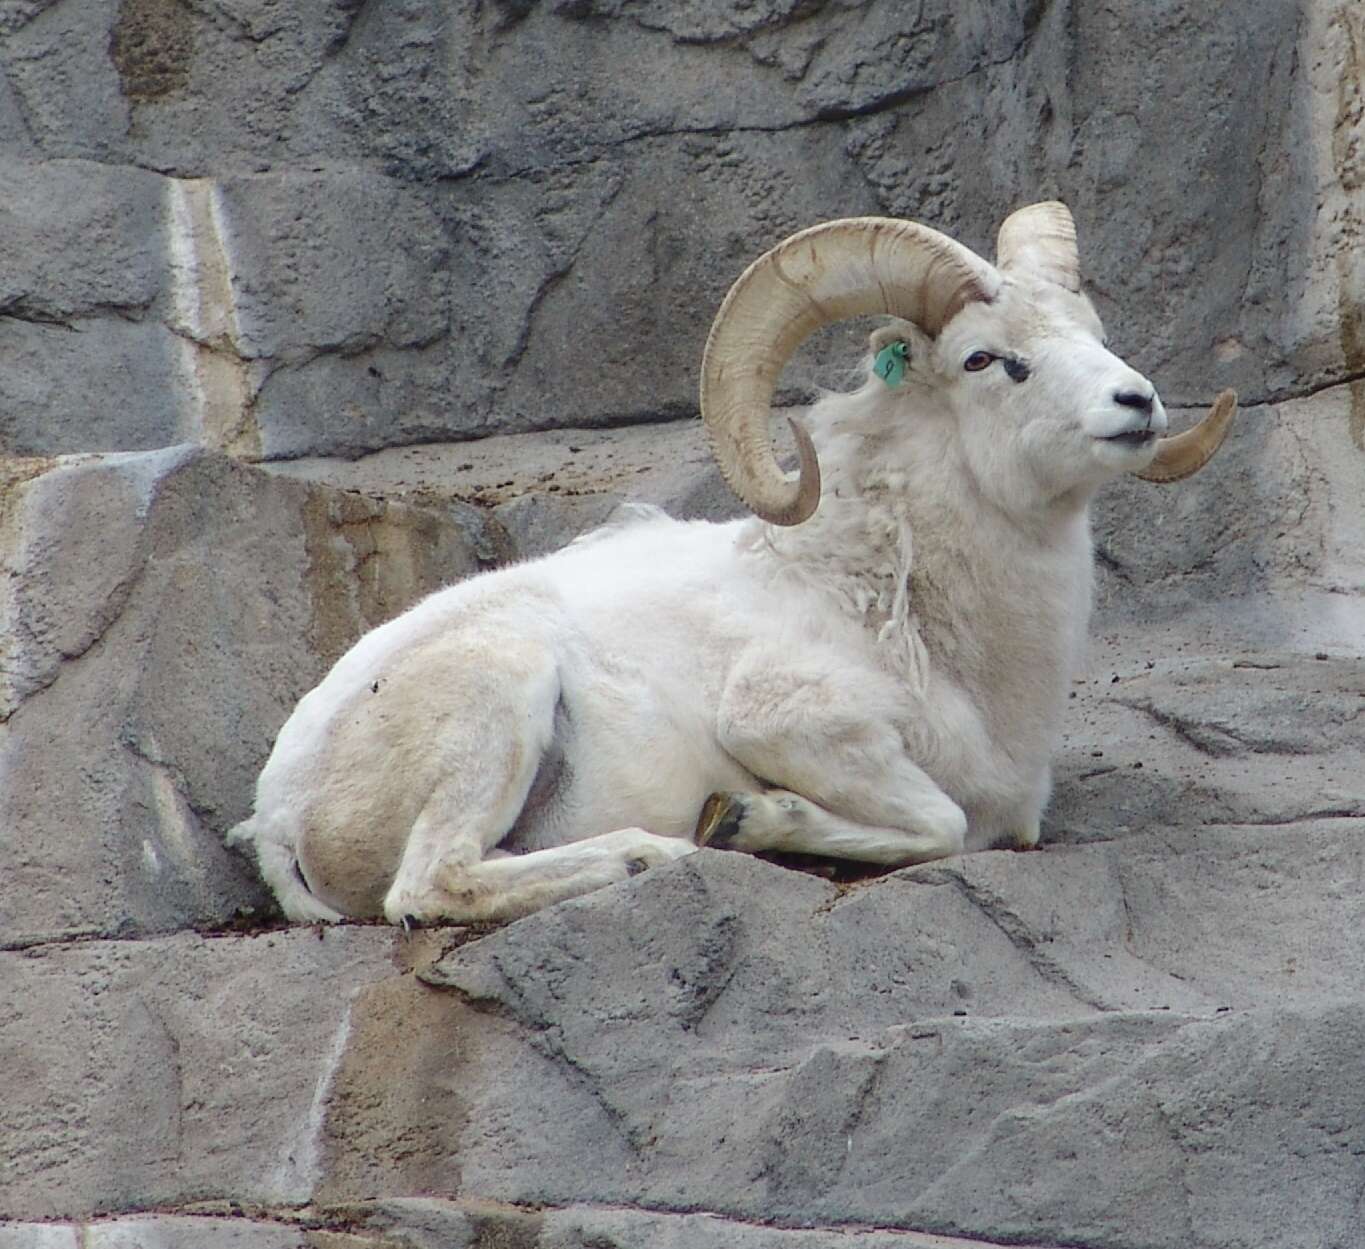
1114, 389, 1155, 414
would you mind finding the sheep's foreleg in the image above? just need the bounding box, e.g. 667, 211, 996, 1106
714, 652, 967, 865
697, 787, 963, 865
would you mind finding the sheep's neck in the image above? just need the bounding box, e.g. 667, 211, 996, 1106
756, 448, 1094, 757
907, 491, 1093, 750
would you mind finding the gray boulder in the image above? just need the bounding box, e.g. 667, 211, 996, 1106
415, 839, 1365, 1249
0, 447, 489, 945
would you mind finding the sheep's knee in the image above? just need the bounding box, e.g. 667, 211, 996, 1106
924, 798, 968, 856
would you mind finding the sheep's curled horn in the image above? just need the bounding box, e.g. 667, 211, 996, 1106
700, 203, 1239, 525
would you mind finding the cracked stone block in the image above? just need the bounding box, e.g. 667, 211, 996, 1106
215, 170, 451, 361
213, 170, 455, 460
0, 0, 131, 160
0, 158, 191, 455
0, 446, 490, 945
399, 843, 1365, 1249
458, 129, 881, 442
1059, 1, 1304, 403
1091, 387, 1365, 647
1113, 656, 1362, 760
1046, 652, 1365, 845
265, 415, 753, 557
344, 1197, 1025, 1248
0, 0, 354, 168
7, 3, 1357, 461
0, 159, 168, 318
0, 926, 403, 1222
0, 314, 193, 456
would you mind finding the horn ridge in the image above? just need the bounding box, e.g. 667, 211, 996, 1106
996, 200, 1080, 292
701, 216, 1000, 526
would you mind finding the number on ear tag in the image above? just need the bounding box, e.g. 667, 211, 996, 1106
873, 340, 909, 387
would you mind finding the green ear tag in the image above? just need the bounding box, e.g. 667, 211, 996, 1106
873, 340, 909, 387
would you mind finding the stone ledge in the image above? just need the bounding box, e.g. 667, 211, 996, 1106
0, 1200, 1068, 1249
0, 927, 404, 1222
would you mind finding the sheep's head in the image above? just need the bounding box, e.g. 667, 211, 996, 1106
701, 203, 1237, 524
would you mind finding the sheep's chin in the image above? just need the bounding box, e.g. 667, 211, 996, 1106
1081, 434, 1157, 483
1091, 429, 1158, 470
1099, 429, 1157, 449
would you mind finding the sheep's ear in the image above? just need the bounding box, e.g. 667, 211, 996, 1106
869, 319, 933, 358
996, 201, 1080, 292
869, 320, 934, 387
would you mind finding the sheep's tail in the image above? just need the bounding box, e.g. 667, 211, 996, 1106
227, 814, 346, 924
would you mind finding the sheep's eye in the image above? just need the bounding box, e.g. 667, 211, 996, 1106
963, 351, 995, 372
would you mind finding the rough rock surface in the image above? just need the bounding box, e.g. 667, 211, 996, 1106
0, 447, 495, 947
3, 1, 1362, 461
2, 2, 1362, 1248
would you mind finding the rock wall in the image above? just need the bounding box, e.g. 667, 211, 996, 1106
1, 2, 1362, 1246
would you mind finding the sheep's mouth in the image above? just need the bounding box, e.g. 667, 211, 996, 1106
1098, 430, 1157, 450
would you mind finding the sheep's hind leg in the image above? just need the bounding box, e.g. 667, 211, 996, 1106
385, 829, 695, 926
1013, 813, 1043, 851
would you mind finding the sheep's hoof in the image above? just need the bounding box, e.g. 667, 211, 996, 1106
695, 791, 745, 850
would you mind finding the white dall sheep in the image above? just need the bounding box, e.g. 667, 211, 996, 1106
230, 202, 1237, 926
